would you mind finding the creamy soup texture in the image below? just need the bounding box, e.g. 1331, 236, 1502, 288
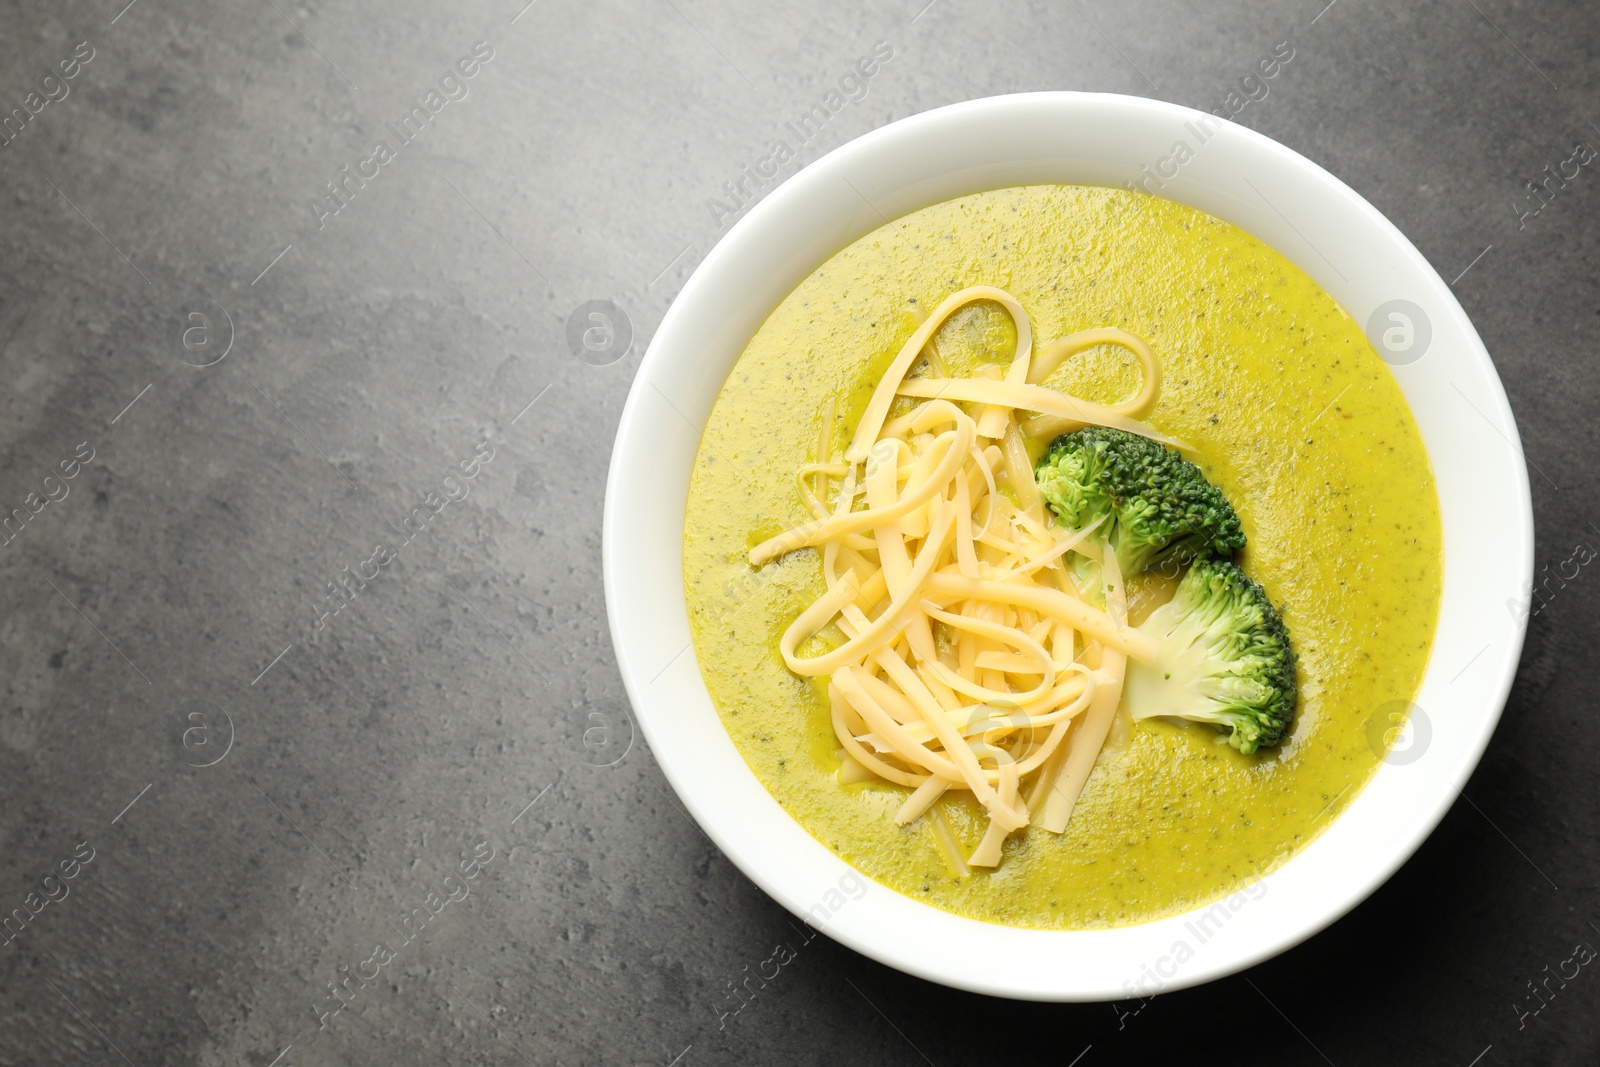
683, 184, 1442, 929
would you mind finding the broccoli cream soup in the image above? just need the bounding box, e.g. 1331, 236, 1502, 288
683, 185, 1441, 930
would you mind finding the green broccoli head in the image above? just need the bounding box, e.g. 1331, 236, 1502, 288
1123, 557, 1297, 754
1035, 427, 1245, 577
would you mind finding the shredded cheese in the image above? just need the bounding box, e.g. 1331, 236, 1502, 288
749, 286, 1163, 868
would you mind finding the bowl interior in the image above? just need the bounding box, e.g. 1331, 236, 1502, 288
603, 91, 1532, 1001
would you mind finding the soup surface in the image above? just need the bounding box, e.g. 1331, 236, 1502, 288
682, 184, 1441, 929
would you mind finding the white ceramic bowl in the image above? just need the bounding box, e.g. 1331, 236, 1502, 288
603, 92, 1533, 1001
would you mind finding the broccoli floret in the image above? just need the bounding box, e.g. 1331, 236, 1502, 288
1035, 426, 1245, 579
1123, 557, 1297, 754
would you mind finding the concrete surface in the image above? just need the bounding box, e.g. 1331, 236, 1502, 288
1, 0, 1597, 1064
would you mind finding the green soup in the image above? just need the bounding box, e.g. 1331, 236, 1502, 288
683, 184, 1442, 929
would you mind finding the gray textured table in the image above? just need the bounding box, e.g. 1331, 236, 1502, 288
1, 1, 1595, 1064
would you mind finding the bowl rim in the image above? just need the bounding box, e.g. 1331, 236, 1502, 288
603, 90, 1533, 1001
